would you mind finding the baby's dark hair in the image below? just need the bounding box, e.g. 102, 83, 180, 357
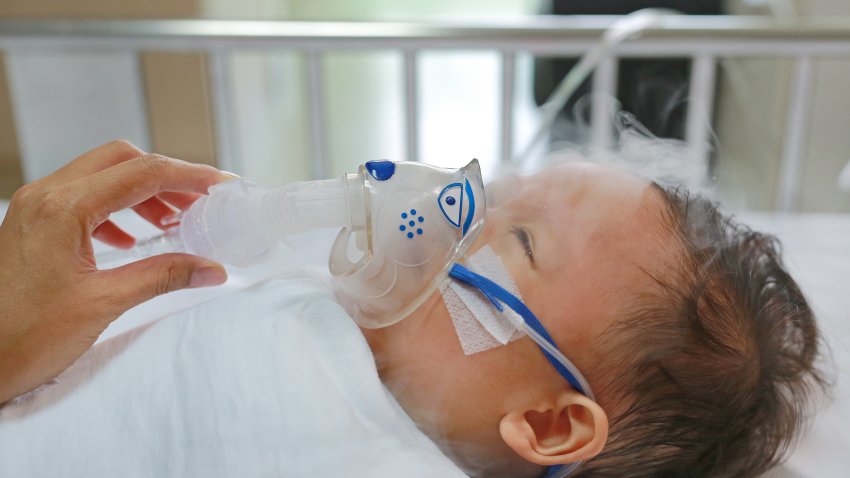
577, 185, 827, 477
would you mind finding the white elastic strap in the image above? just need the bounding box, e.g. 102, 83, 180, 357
507, 311, 596, 402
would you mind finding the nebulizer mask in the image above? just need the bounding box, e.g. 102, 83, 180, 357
321, 159, 487, 328
106, 159, 485, 328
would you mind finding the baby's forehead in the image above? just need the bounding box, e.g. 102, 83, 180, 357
492, 163, 668, 241
530, 165, 677, 270
526, 163, 654, 213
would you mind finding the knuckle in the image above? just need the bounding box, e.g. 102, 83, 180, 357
136, 153, 173, 176
144, 153, 171, 166
59, 183, 92, 212
155, 262, 190, 296
10, 182, 40, 205
14, 183, 74, 219
42, 189, 70, 214
109, 139, 143, 156
102, 139, 146, 165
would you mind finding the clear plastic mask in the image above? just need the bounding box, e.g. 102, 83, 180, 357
330, 159, 486, 329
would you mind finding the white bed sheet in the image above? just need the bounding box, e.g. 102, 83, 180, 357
2, 200, 848, 476
740, 213, 850, 478
0, 274, 465, 478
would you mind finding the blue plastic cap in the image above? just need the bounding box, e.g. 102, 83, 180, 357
365, 160, 396, 181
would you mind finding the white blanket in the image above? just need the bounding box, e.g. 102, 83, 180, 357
0, 275, 466, 478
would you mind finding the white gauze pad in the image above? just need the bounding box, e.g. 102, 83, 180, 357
441, 245, 525, 355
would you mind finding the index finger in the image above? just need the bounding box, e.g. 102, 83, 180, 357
49, 140, 147, 184
74, 154, 232, 223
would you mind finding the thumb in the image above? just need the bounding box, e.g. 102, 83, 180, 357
99, 253, 228, 311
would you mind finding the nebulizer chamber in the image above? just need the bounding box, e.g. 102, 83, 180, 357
179, 174, 368, 268
124, 159, 485, 329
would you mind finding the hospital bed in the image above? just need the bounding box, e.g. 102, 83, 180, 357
0, 15, 849, 477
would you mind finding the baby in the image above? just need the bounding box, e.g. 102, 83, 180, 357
0, 161, 824, 478
364, 162, 826, 477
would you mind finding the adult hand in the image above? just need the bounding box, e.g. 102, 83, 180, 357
0, 140, 231, 404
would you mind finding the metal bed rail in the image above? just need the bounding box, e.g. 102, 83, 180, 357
2, 16, 850, 211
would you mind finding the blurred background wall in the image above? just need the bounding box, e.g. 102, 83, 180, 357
716, 0, 850, 212
0, 0, 848, 212
0, 0, 216, 197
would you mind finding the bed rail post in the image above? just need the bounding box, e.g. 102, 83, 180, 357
306, 50, 328, 179
777, 56, 815, 213
209, 50, 238, 174
591, 56, 618, 151
686, 54, 717, 183
403, 49, 419, 163
500, 50, 515, 164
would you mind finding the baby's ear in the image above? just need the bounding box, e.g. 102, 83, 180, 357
498, 389, 608, 466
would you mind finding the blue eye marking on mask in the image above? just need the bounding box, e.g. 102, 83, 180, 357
407, 232, 414, 239
461, 179, 475, 236
438, 182, 463, 228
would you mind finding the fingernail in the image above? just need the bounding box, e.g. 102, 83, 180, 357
160, 213, 182, 227
219, 170, 240, 180
189, 266, 227, 288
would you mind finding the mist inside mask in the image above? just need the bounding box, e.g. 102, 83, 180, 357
441, 246, 526, 355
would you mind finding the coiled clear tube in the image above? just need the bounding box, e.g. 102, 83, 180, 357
514, 9, 677, 164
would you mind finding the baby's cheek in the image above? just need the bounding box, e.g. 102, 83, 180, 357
391, 292, 466, 374
428, 292, 474, 361
382, 300, 475, 429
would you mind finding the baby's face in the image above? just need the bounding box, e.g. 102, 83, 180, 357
362, 162, 675, 466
